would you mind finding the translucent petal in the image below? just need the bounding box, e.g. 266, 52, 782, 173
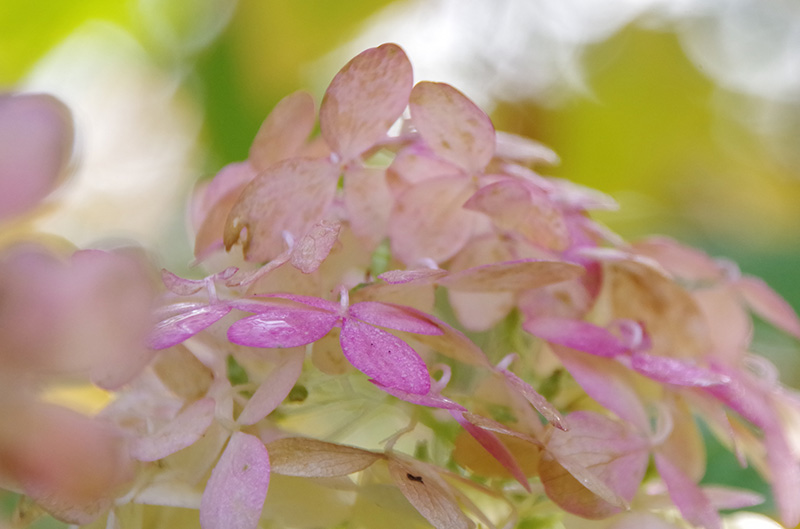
249, 91, 315, 171
349, 301, 443, 335
344, 167, 393, 250
320, 43, 413, 161
387, 458, 474, 529
339, 318, 430, 395
389, 176, 479, 264
130, 398, 216, 462
409, 81, 495, 172
541, 411, 649, 519
736, 275, 800, 339
440, 259, 583, 292
148, 304, 233, 350
0, 93, 73, 221
379, 268, 448, 285
267, 437, 383, 478
450, 410, 530, 492
237, 348, 305, 425
290, 219, 340, 273
524, 317, 628, 358
654, 453, 721, 529
499, 368, 565, 430
373, 382, 466, 410
464, 179, 570, 251
227, 306, 338, 348
494, 131, 559, 165
199, 432, 270, 529
224, 158, 338, 262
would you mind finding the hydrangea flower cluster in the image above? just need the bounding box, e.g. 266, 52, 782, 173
3, 44, 800, 529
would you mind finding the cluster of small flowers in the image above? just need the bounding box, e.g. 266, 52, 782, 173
3, 44, 800, 529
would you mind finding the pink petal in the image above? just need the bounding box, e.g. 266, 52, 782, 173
524, 317, 628, 358
631, 236, 723, 282
553, 345, 650, 432
320, 43, 413, 161
237, 348, 305, 425
0, 93, 73, 221
224, 158, 338, 262
387, 143, 462, 191
407, 316, 492, 367
130, 398, 216, 462
494, 131, 559, 165
245, 293, 339, 313
249, 91, 316, 171
736, 276, 800, 339
160, 269, 205, 295
389, 176, 479, 264
344, 167, 393, 250
451, 410, 531, 491
148, 304, 233, 350
378, 267, 448, 285
289, 219, 341, 273
440, 259, 583, 292
409, 81, 495, 172
693, 284, 752, 362
267, 437, 383, 477
227, 306, 339, 348
339, 318, 430, 395
654, 453, 721, 529
498, 368, 565, 430
373, 382, 466, 410
200, 432, 270, 529
349, 301, 443, 335
629, 352, 729, 387
541, 411, 649, 518
464, 179, 569, 251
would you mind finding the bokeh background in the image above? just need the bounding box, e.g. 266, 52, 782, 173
2, 0, 799, 524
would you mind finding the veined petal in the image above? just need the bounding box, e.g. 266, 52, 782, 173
267, 437, 383, 478
339, 318, 430, 395
224, 158, 338, 262
148, 304, 233, 350
373, 382, 466, 410
389, 176, 479, 264
349, 301, 443, 335
227, 306, 338, 348
200, 432, 270, 529
130, 398, 216, 462
409, 81, 495, 172
344, 167, 393, 250
320, 43, 413, 161
249, 91, 316, 171
439, 259, 584, 292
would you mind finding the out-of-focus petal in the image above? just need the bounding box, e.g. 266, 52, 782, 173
0, 93, 73, 222
389, 176, 479, 264
630, 352, 729, 387
199, 432, 270, 529
224, 158, 338, 262
464, 180, 569, 251
379, 267, 448, 285
524, 317, 628, 358
735, 276, 800, 340
130, 397, 216, 462
249, 91, 316, 172
339, 318, 430, 395
344, 167, 393, 251
409, 81, 495, 173
237, 348, 305, 425
494, 131, 559, 166
498, 368, 565, 430
654, 453, 721, 529
541, 411, 649, 519
320, 43, 413, 161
